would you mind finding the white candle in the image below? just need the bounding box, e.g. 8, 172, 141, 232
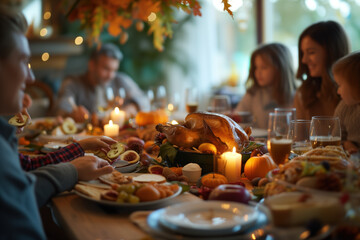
104, 120, 119, 137
110, 107, 125, 128
221, 147, 242, 183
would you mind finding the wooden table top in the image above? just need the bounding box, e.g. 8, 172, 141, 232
51, 191, 201, 240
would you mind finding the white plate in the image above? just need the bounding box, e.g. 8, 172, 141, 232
147, 206, 268, 240
112, 160, 139, 173
159, 201, 259, 236
74, 185, 182, 209
43, 141, 70, 150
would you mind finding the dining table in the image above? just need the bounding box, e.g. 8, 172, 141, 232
50, 190, 202, 240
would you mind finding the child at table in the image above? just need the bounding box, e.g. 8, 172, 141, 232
235, 43, 297, 129
333, 51, 360, 154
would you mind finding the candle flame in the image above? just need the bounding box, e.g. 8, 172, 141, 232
109, 120, 113, 125
171, 120, 178, 125
232, 147, 236, 153
114, 107, 120, 113
168, 103, 174, 111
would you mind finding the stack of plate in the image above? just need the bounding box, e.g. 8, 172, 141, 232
147, 201, 268, 240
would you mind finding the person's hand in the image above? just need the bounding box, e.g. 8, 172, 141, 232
71, 105, 90, 123
343, 140, 359, 154
70, 156, 113, 181
77, 136, 117, 152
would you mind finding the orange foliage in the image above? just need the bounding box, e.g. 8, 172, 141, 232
64, 0, 233, 50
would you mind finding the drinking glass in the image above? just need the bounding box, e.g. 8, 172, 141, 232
310, 116, 341, 148
267, 112, 292, 165
290, 120, 312, 155
185, 88, 199, 113
274, 107, 296, 121
208, 95, 231, 114
146, 89, 155, 110
155, 85, 167, 109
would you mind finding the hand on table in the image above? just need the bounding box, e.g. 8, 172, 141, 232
71, 156, 113, 181
77, 136, 117, 152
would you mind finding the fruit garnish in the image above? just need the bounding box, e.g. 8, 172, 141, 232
148, 165, 164, 175
8, 114, 29, 127
120, 150, 140, 164
61, 118, 77, 134
107, 142, 126, 159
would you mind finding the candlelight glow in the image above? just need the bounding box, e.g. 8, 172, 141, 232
74, 36, 83, 45
43, 11, 51, 20
171, 120, 179, 125
41, 52, 49, 61
148, 12, 157, 22
168, 103, 174, 112
232, 147, 236, 153
109, 120, 114, 125
39, 28, 48, 37
114, 107, 120, 113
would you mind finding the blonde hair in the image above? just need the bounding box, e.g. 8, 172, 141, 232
332, 51, 360, 101
246, 43, 296, 105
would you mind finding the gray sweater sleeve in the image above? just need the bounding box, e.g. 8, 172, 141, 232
30, 162, 78, 207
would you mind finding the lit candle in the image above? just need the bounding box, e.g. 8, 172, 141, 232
104, 120, 119, 137
110, 107, 125, 128
221, 147, 242, 183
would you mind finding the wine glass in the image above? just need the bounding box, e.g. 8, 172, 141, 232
208, 95, 231, 114
274, 107, 296, 121
185, 88, 199, 113
290, 119, 312, 155
146, 89, 155, 110
310, 116, 341, 148
155, 85, 167, 109
267, 112, 292, 165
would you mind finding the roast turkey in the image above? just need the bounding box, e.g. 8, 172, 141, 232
156, 111, 250, 153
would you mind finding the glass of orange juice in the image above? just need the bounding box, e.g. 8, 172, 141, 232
267, 112, 292, 165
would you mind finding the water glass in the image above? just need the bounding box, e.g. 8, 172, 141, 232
290, 120, 312, 155
310, 116, 341, 148
274, 107, 296, 121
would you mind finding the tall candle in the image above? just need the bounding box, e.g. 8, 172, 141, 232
104, 120, 119, 137
110, 107, 125, 128
221, 148, 242, 183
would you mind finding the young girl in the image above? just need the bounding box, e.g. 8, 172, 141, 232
333, 51, 360, 154
235, 43, 296, 129
294, 21, 350, 120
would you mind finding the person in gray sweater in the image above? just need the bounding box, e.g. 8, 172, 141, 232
0, 7, 113, 239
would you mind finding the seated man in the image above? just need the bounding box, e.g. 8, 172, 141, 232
56, 43, 149, 122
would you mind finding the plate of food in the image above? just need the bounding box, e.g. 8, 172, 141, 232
158, 201, 259, 236
112, 160, 139, 173
74, 179, 182, 208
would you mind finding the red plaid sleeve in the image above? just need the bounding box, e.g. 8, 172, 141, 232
19, 142, 85, 171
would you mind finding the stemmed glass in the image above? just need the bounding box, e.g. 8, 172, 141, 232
267, 112, 292, 165
290, 120, 312, 155
147, 89, 155, 110
155, 85, 167, 109
185, 88, 199, 113
310, 116, 341, 148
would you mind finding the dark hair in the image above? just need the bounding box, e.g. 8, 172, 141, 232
90, 43, 123, 61
0, 6, 28, 59
332, 51, 360, 102
246, 42, 296, 105
296, 21, 349, 107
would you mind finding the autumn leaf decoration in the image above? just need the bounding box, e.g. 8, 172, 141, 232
65, 0, 233, 51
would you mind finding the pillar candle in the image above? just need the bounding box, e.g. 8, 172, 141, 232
221, 148, 242, 183
104, 120, 119, 137
110, 107, 125, 128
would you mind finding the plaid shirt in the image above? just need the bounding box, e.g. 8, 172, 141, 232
19, 142, 85, 171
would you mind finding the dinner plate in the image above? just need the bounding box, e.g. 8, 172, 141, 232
74, 185, 182, 209
158, 201, 259, 236
268, 169, 360, 198
147, 206, 268, 240
112, 160, 139, 173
